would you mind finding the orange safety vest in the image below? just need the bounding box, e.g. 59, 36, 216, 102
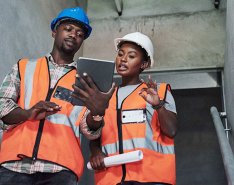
95, 83, 176, 185
0, 57, 85, 178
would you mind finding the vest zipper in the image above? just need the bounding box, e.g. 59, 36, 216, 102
117, 108, 126, 182
32, 88, 54, 160
116, 84, 143, 183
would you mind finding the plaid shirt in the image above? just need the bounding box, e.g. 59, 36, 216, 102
0, 54, 101, 174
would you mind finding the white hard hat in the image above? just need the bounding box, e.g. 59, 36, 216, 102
114, 32, 154, 67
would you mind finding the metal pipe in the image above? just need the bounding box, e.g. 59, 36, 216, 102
220, 70, 230, 139
210, 106, 234, 185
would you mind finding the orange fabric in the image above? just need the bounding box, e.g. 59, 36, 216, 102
29, 58, 50, 108
157, 83, 171, 101
17, 58, 28, 109
95, 150, 175, 184
96, 83, 175, 185
0, 57, 84, 178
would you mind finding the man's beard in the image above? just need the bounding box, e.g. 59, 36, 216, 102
61, 44, 79, 55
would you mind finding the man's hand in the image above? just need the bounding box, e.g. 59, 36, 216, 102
72, 73, 115, 116
2, 101, 61, 125
27, 101, 62, 121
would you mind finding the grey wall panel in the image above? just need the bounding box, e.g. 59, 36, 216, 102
224, 0, 234, 151
0, 0, 79, 82
114, 68, 223, 90
84, 10, 225, 70
88, 0, 226, 20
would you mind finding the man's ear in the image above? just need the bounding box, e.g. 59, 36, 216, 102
52, 30, 56, 38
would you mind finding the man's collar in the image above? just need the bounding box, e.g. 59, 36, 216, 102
46, 53, 76, 68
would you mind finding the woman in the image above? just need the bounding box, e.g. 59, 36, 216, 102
90, 32, 178, 185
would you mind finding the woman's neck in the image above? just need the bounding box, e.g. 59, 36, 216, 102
121, 77, 141, 87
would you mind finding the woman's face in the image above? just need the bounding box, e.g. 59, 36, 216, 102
115, 42, 146, 78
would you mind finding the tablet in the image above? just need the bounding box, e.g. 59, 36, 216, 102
71, 57, 115, 106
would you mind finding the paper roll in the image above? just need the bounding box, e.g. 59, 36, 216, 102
87, 150, 143, 170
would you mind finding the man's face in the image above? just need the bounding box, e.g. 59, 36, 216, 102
52, 21, 86, 55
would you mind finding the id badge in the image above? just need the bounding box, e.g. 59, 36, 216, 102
121, 109, 146, 124
53, 86, 73, 103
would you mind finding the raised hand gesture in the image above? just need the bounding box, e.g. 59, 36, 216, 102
139, 75, 160, 106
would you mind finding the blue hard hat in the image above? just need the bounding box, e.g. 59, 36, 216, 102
51, 7, 92, 39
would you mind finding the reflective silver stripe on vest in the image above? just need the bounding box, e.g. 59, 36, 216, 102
102, 103, 174, 155
46, 106, 83, 137
24, 59, 37, 109
102, 137, 174, 155
102, 142, 119, 155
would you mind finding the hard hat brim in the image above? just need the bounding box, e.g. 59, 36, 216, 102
51, 17, 92, 39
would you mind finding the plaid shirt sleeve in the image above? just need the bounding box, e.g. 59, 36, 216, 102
0, 63, 20, 122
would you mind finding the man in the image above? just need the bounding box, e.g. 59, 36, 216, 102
0, 7, 114, 185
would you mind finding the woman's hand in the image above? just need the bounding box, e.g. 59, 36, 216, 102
89, 138, 106, 170
90, 150, 106, 171
139, 75, 160, 106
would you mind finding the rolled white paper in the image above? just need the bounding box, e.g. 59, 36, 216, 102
87, 150, 143, 170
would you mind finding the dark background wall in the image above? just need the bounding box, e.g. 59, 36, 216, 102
174, 88, 227, 185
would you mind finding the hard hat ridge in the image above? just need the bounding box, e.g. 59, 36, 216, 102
51, 7, 92, 39
114, 32, 155, 67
